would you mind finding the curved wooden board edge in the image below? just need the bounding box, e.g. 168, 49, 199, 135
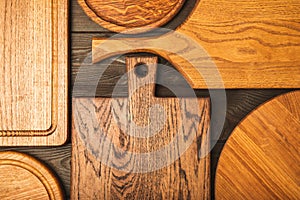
92, 37, 300, 89
92, 0, 300, 89
92, 36, 225, 89
77, 0, 186, 34
0, 151, 65, 200
215, 90, 300, 199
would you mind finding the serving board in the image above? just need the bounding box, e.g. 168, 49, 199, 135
0, 151, 64, 200
92, 0, 300, 88
215, 91, 300, 199
77, 0, 185, 33
0, 0, 68, 145
72, 57, 211, 199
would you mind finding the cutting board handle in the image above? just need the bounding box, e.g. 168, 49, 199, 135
126, 56, 158, 98
123, 56, 163, 138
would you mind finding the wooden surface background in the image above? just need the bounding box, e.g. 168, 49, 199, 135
0, 0, 297, 199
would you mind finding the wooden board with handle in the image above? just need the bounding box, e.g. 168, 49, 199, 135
0, 0, 68, 146
0, 151, 64, 200
92, 0, 300, 89
215, 91, 300, 199
71, 56, 211, 199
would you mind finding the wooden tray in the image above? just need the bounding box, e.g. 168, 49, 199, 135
215, 91, 300, 199
92, 0, 300, 88
0, 151, 64, 200
71, 56, 211, 199
0, 0, 68, 146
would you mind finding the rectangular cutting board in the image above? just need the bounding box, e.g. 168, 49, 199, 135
0, 0, 68, 146
71, 57, 211, 199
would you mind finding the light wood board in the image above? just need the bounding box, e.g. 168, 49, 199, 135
92, 0, 300, 89
215, 91, 300, 199
0, 0, 68, 146
72, 56, 211, 199
0, 151, 64, 200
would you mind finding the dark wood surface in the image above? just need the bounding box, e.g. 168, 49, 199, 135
72, 57, 211, 199
0, 0, 296, 199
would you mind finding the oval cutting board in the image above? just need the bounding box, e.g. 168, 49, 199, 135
215, 91, 300, 199
0, 151, 64, 200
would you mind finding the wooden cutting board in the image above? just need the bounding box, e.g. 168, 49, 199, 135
0, 151, 64, 200
71, 56, 211, 199
78, 0, 185, 33
0, 0, 68, 146
215, 91, 300, 199
92, 0, 300, 88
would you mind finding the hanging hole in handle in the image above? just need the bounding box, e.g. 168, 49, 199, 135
134, 62, 148, 78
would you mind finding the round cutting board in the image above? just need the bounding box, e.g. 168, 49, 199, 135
215, 91, 300, 199
0, 151, 64, 200
78, 0, 185, 33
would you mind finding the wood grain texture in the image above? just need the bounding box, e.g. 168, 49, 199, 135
70, 1, 299, 197
0, 144, 72, 199
0, 0, 69, 146
0, 151, 64, 200
77, 0, 185, 33
92, 0, 300, 89
215, 91, 300, 199
71, 34, 207, 97
72, 0, 196, 33
72, 56, 210, 199
71, 33, 295, 199
0, 0, 292, 199
71, 33, 292, 98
